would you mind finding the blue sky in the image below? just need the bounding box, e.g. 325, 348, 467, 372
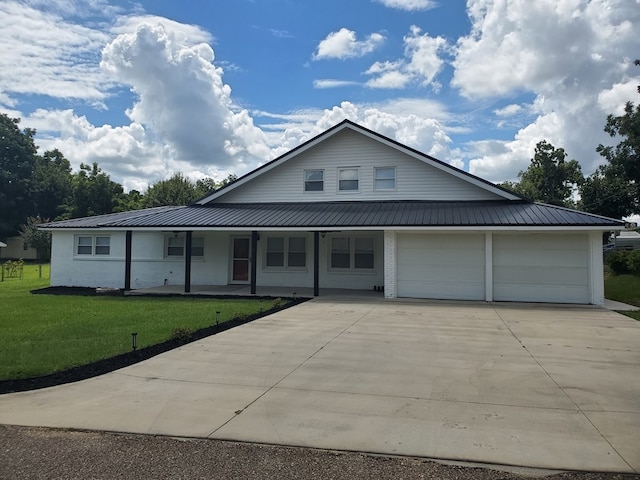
1, 0, 639, 192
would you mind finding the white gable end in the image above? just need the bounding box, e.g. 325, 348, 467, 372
212, 128, 506, 204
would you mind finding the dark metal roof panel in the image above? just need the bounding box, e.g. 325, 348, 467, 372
41, 201, 624, 229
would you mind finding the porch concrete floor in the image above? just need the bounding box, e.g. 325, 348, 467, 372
126, 284, 385, 298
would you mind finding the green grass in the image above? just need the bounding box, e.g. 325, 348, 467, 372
604, 271, 640, 321
0, 264, 281, 381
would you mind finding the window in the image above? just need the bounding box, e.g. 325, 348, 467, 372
331, 236, 375, 270
304, 169, 324, 192
95, 236, 110, 255
167, 235, 184, 257
191, 237, 205, 257
338, 168, 359, 191
166, 234, 204, 258
266, 237, 285, 267
75, 235, 110, 256
375, 167, 396, 190
76, 236, 93, 255
288, 237, 306, 267
265, 236, 306, 268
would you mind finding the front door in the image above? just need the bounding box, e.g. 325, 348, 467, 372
231, 236, 250, 283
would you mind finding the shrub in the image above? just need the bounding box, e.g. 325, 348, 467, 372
607, 250, 631, 275
170, 326, 193, 343
627, 250, 640, 275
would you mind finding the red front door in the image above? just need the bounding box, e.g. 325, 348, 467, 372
232, 237, 250, 283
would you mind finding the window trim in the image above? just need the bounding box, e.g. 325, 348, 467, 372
329, 235, 376, 272
264, 235, 308, 270
75, 235, 111, 256
304, 169, 324, 192
374, 166, 396, 191
337, 167, 360, 192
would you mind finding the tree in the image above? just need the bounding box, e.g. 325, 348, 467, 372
32, 149, 73, 220
19, 216, 51, 262
0, 114, 38, 239
580, 170, 636, 219
115, 189, 144, 212
586, 65, 640, 217
143, 172, 200, 207
68, 163, 124, 218
503, 140, 583, 207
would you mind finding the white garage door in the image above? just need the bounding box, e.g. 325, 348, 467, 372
493, 234, 589, 304
397, 233, 485, 300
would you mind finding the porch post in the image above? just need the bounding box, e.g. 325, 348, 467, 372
250, 231, 258, 295
313, 231, 319, 296
484, 232, 493, 302
184, 231, 192, 293
124, 230, 132, 291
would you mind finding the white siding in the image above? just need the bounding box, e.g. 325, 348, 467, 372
50, 231, 126, 288
217, 130, 502, 203
492, 233, 590, 304
396, 233, 485, 300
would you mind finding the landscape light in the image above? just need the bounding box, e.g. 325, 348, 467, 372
216, 311, 221, 325
131, 332, 138, 352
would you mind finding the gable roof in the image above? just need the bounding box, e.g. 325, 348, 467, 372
195, 120, 521, 205
40, 200, 623, 231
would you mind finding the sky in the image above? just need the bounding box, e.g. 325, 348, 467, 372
1, 0, 639, 194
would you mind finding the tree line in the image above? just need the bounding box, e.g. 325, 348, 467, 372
0, 112, 236, 241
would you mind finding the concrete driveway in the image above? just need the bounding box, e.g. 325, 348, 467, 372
0, 298, 638, 473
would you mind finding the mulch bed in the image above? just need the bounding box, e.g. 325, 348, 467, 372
0, 288, 309, 394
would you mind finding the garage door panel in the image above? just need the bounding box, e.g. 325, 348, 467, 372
494, 250, 587, 268
494, 284, 588, 304
399, 264, 485, 283
397, 233, 485, 301
492, 234, 589, 304
494, 266, 588, 286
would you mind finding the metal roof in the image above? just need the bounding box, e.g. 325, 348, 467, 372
40, 201, 623, 230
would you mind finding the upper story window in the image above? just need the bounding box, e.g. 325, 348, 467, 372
76, 235, 110, 256
374, 167, 396, 190
304, 169, 324, 192
166, 234, 204, 258
338, 168, 359, 191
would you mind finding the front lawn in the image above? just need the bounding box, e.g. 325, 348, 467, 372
604, 271, 640, 321
0, 265, 283, 381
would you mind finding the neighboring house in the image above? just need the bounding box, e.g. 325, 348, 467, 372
40, 120, 623, 304
0, 236, 38, 261
614, 230, 640, 250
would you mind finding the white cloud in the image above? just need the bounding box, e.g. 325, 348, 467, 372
494, 104, 523, 117
313, 79, 363, 89
365, 26, 447, 89
0, 1, 113, 101
313, 28, 385, 60
100, 21, 270, 170
455, 0, 640, 183
267, 101, 457, 165
374, 0, 437, 11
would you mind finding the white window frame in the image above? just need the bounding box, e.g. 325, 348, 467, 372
338, 167, 359, 192
264, 235, 307, 270
75, 235, 111, 256
304, 169, 324, 192
165, 234, 205, 258
329, 235, 375, 271
374, 167, 396, 191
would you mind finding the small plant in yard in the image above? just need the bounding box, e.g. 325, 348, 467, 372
272, 297, 285, 309
170, 327, 193, 343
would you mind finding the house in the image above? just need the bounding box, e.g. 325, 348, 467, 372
0, 236, 38, 261
40, 120, 623, 304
